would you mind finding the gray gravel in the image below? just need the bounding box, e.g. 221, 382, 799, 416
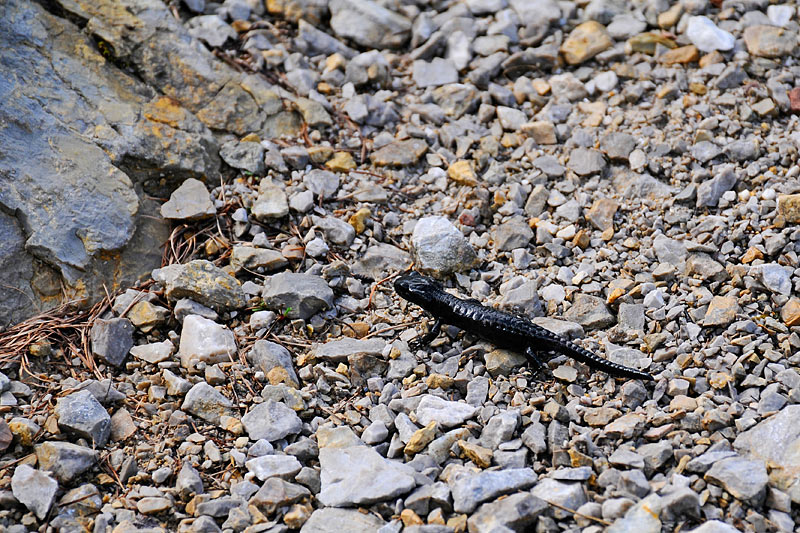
3, 0, 800, 531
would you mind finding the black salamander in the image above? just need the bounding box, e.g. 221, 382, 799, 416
395, 271, 653, 381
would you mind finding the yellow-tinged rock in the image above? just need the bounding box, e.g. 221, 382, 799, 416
342, 321, 370, 338
627, 32, 677, 55
781, 297, 800, 327
500, 133, 522, 147
284, 502, 313, 529
675, 454, 691, 474
348, 207, 371, 234
426, 373, 454, 389
241, 133, 261, 142
128, 301, 168, 331
699, 50, 724, 67
447, 514, 468, 533
561, 21, 613, 65
335, 363, 348, 376
8, 419, 38, 446
669, 394, 698, 412
521, 121, 556, 144
709, 371, 733, 389
778, 193, 800, 223
606, 287, 625, 304
573, 229, 590, 249
568, 448, 594, 467
447, 160, 478, 185
741, 246, 764, 264
658, 2, 683, 28
689, 82, 707, 95
405, 422, 438, 455
401, 509, 424, 527
532, 78, 551, 95
267, 367, 299, 388
659, 45, 699, 65
307, 145, 334, 163
326, 151, 356, 172
578, 101, 606, 127
428, 508, 446, 525
325, 53, 346, 72
457, 440, 493, 468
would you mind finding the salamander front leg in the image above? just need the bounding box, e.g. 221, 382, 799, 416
410, 318, 442, 350
525, 346, 546, 373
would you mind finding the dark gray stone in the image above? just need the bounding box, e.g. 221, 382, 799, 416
696, 167, 737, 208
329, 0, 412, 49
568, 148, 607, 176
91, 318, 135, 367
220, 140, 266, 174
55, 390, 111, 446
35, 441, 98, 483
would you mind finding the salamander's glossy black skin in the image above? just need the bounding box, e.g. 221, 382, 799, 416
395, 271, 653, 381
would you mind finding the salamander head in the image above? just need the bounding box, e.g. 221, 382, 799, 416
394, 271, 438, 304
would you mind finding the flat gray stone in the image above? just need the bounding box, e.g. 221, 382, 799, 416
300, 508, 386, 533
304, 169, 340, 199
246, 454, 303, 481
318, 441, 416, 506
181, 382, 234, 426
734, 405, 800, 493
411, 216, 478, 276
35, 441, 98, 482
413, 58, 459, 88
416, 395, 478, 427
176, 462, 205, 499
160, 178, 216, 221
351, 243, 412, 280
697, 167, 737, 208
91, 318, 134, 367
532, 478, 588, 515
229, 246, 288, 273
11, 465, 58, 520
242, 400, 302, 442
312, 215, 355, 246
310, 338, 386, 363
564, 294, 615, 329
705, 455, 768, 504
298, 19, 357, 58
186, 14, 237, 47
329, 0, 411, 49
55, 390, 111, 446
568, 148, 607, 176
468, 492, 547, 533
492, 216, 533, 251
153, 260, 247, 311
685, 521, 744, 533
261, 272, 334, 319
252, 183, 289, 220
450, 467, 537, 513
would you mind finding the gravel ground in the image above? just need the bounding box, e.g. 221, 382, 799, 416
2, 0, 800, 532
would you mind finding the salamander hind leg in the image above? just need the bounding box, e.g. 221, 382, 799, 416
525, 346, 546, 372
